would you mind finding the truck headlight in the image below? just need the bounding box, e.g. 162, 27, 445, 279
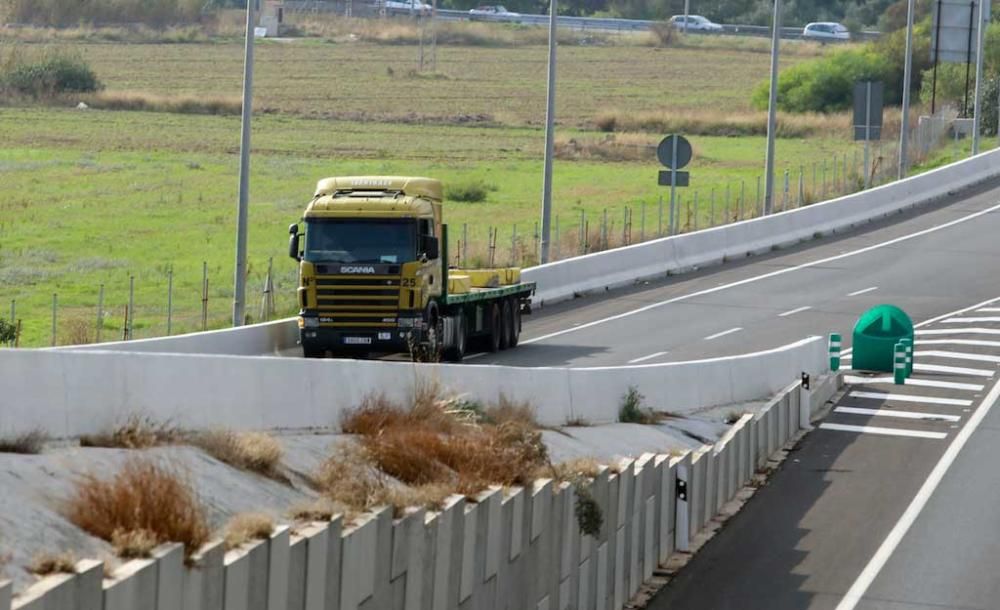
398, 318, 416, 328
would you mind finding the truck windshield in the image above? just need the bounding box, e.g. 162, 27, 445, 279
304, 219, 416, 264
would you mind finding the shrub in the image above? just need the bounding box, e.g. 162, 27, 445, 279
28, 551, 76, 576
444, 180, 494, 203
0, 429, 47, 454
65, 457, 210, 558
618, 386, 660, 424
190, 430, 285, 479
2, 50, 102, 98
223, 512, 274, 550
0, 318, 15, 345
111, 528, 158, 559
79, 415, 179, 449
648, 21, 674, 47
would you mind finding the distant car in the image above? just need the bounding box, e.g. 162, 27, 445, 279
668, 15, 723, 32
382, 0, 432, 16
802, 22, 850, 41
468, 5, 522, 21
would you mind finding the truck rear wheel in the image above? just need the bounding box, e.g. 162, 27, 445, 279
487, 302, 502, 352
509, 301, 521, 348
500, 299, 514, 350
443, 311, 466, 362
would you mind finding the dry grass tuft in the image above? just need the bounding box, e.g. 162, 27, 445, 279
542, 457, 604, 483
28, 551, 77, 576
79, 91, 245, 116
65, 457, 209, 558
190, 430, 284, 479
61, 316, 93, 345
224, 513, 275, 551
111, 528, 158, 559
332, 385, 547, 507
592, 108, 852, 138
79, 415, 179, 449
555, 133, 656, 163
289, 498, 343, 522
0, 428, 47, 454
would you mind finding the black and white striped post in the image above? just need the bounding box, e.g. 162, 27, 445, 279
894, 342, 907, 385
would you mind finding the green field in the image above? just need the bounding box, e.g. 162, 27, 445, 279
0, 31, 906, 346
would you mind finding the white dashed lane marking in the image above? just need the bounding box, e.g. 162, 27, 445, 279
849, 391, 973, 407
834, 407, 962, 423
820, 423, 947, 440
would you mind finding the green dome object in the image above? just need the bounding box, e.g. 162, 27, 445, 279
852, 305, 915, 373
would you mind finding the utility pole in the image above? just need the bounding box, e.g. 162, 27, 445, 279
763, 0, 781, 215
971, 0, 987, 154
898, 0, 915, 178
539, 0, 557, 263
683, 0, 690, 33
233, 0, 256, 327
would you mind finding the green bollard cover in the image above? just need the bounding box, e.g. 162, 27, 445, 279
852, 305, 915, 373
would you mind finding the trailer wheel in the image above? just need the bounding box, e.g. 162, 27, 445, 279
500, 299, 514, 350
487, 302, 502, 353
509, 301, 521, 348
443, 310, 466, 362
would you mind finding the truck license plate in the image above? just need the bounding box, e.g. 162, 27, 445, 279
343, 336, 372, 345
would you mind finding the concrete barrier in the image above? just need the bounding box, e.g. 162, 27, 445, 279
0, 337, 826, 438
58, 319, 299, 356
524, 148, 1000, 306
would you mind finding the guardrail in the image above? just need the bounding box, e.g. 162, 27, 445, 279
0, 375, 838, 610
3, 337, 827, 437
524, 147, 1000, 307
282, 2, 879, 40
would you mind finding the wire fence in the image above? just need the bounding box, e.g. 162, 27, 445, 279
0, 115, 961, 349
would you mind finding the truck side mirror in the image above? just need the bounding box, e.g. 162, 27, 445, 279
422, 236, 439, 260
288, 224, 301, 261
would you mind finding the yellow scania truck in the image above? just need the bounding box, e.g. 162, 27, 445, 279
288, 176, 535, 361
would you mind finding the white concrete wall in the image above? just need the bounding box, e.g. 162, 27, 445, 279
524, 148, 1000, 306
57, 319, 299, 356
0, 337, 826, 438
4, 377, 830, 610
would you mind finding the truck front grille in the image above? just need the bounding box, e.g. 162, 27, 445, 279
314, 275, 400, 326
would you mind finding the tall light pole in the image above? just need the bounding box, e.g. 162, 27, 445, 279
233, 0, 256, 327
898, 0, 915, 179
539, 0, 557, 264
763, 0, 781, 215
971, 0, 987, 155
683, 0, 690, 33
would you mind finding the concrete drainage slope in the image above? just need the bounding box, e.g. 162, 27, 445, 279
1, 376, 838, 610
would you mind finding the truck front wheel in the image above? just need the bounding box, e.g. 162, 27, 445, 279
443, 310, 466, 362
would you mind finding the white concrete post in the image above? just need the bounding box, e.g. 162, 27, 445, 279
674, 462, 690, 552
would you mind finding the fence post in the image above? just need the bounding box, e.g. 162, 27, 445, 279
724, 184, 731, 223
842, 153, 848, 192
96, 284, 104, 343
640, 202, 645, 242
812, 162, 817, 196
553, 215, 560, 259
782, 170, 790, 212
510, 223, 517, 266
622, 207, 628, 245
201, 261, 209, 332
602, 209, 608, 249
462, 223, 468, 267
167, 268, 174, 335
739, 179, 746, 220
658, 194, 664, 237
822, 160, 827, 200
756, 175, 762, 216
51, 292, 57, 347
798, 166, 805, 206
579, 210, 585, 255
693, 192, 699, 231
14, 319, 21, 348
128, 275, 135, 340
533, 221, 539, 263
833, 154, 839, 192
710, 189, 715, 227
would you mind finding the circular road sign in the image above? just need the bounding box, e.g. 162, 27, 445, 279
657, 135, 693, 170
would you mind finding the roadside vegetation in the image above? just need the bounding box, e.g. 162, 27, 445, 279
0, 429, 48, 454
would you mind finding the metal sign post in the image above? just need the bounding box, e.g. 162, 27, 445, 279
854, 80, 883, 190
899, 0, 915, 178
656, 135, 693, 234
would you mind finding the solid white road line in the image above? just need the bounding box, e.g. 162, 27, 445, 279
914, 350, 1000, 363
834, 406, 961, 423
848, 286, 879, 296
942, 316, 1000, 323
779, 306, 812, 317
916, 339, 1000, 348
976, 307, 1000, 312
916, 327, 1000, 336
843, 375, 984, 391
819, 423, 947, 440
704, 327, 743, 341
835, 354, 1000, 610
914, 363, 995, 377
849, 391, 973, 407
628, 351, 669, 364
519, 203, 1000, 346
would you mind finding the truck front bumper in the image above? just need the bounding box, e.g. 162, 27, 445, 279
299, 327, 419, 355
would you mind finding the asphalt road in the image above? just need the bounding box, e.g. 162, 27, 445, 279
646, 299, 1000, 609
473, 178, 1000, 368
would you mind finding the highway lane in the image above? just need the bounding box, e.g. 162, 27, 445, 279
644, 301, 1000, 610
472, 178, 1000, 367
